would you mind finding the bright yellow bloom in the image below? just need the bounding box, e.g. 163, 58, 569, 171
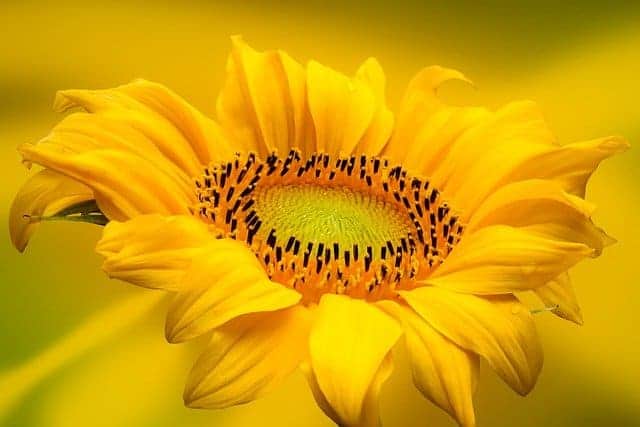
9, 37, 628, 426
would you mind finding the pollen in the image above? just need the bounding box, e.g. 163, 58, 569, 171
194, 150, 464, 303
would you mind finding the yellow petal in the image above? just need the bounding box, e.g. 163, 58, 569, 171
441, 133, 628, 214
216, 36, 312, 158
184, 305, 312, 408
20, 143, 193, 220
32, 111, 193, 193
215, 39, 392, 159
401, 287, 543, 395
352, 58, 394, 155
354, 58, 386, 101
54, 80, 231, 176
468, 179, 614, 255
378, 301, 478, 427
507, 135, 630, 197
102, 221, 295, 341
307, 294, 401, 426
428, 101, 557, 212
19, 78, 232, 220
307, 61, 377, 157
9, 169, 93, 252
97, 215, 215, 291
304, 353, 393, 427
428, 225, 593, 294
385, 65, 474, 163
401, 106, 491, 178
534, 272, 583, 325
165, 267, 300, 343
113, 79, 234, 166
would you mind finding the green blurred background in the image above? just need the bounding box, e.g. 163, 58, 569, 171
1, 1, 639, 426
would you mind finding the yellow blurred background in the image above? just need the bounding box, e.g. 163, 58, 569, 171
1, 1, 639, 426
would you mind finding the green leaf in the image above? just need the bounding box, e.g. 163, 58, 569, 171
26, 200, 109, 226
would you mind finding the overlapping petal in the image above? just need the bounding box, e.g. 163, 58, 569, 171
401, 287, 543, 395
449, 135, 628, 215
384, 65, 475, 163
503, 135, 629, 198
389, 67, 628, 216
97, 214, 299, 341
217, 36, 393, 159
398, 106, 491, 178
184, 306, 312, 408
307, 61, 377, 157
165, 262, 300, 343
110, 79, 234, 166
378, 301, 478, 427
427, 225, 593, 294
217, 36, 313, 157
467, 179, 613, 255
19, 79, 234, 220
425, 101, 556, 211
97, 214, 216, 291
306, 294, 401, 427
53, 80, 232, 176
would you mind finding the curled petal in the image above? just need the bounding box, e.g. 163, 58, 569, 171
444, 134, 629, 214
108, 79, 234, 166
468, 179, 613, 255
401, 287, 543, 395
385, 65, 475, 163
9, 169, 93, 252
469, 180, 594, 228
507, 135, 630, 197
352, 57, 394, 155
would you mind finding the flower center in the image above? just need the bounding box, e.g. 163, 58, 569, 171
195, 150, 464, 303
252, 185, 411, 252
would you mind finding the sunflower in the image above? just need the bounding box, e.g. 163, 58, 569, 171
9, 36, 628, 427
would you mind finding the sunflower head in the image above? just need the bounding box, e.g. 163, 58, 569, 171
9, 36, 628, 427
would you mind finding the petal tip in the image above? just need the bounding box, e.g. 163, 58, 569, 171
553, 305, 584, 326
164, 320, 186, 344
52, 90, 77, 113
182, 386, 202, 409
11, 236, 29, 253
592, 135, 630, 155
8, 212, 31, 253
608, 135, 631, 152
412, 65, 475, 94
230, 34, 254, 54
